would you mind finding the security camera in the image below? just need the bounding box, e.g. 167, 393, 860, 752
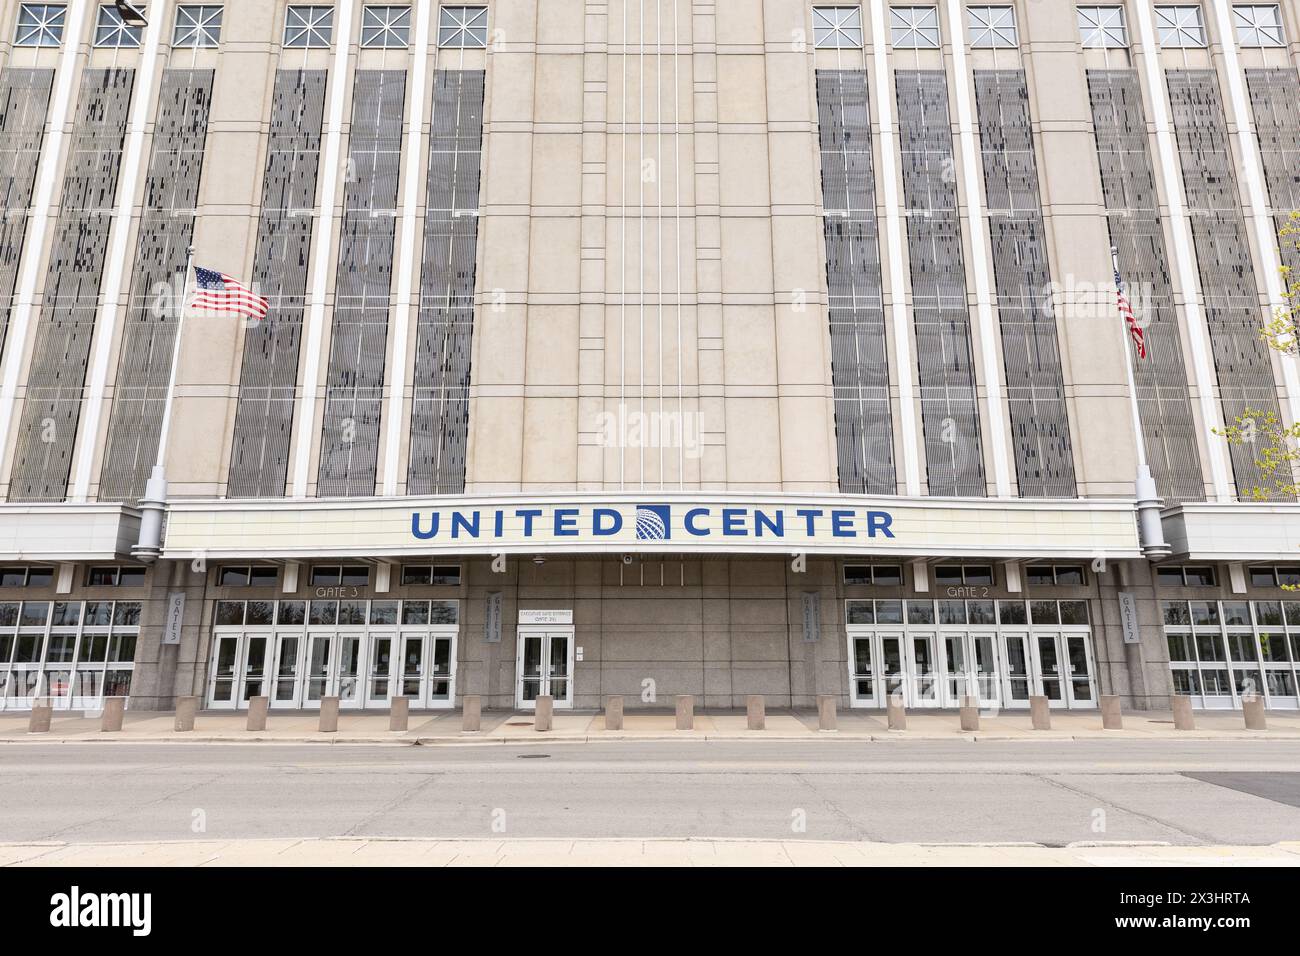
621, 553, 634, 566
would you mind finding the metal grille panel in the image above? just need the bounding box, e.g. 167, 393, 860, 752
974, 70, 1076, 498
815, 70, 896, 494
7, 69, 134, 502
407, 70, 484, 496
226, 70, 327, 498
316, 70, 406, 497
99, 70, 214, 502
1086, 69, 1205, 502
896, 70, 986, 497
0, 68, 53, 358
1167, 70, 1282, 497
1245, 69, 1300, 278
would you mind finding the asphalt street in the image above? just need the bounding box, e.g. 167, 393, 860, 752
2, 740, 1298, 846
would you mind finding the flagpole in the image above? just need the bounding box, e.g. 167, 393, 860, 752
1112, 245, 1170, 560
133, 245, 193, 561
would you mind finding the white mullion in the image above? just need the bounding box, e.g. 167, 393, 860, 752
0, 0, 89, 487
380, 0, 429, 495
70, 0, 168, 502
292, 0, 357, 497
1131, 0, 1234, 501
943, 0, 1012, 497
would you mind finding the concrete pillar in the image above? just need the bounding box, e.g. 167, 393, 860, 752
246, 696, 268, 732
817, 694, 837, 732
319, 696, 339, 733
462, 695, 481, 732
1100, 695, 1123, 730
100, 696, 125, 732
604, 695, 623, 730
534, 695, 553, 732
959, 695, 979, 731
174, 695, 198, 732
1242, 694, 1267, 731
28, 700, 52, 733
1172, 695, 1195, 731
746, 695, 765, 730
1029, 696, 1051, 730
886, 694, 906, 730
389, 696, 409, 732
675, 695, 693, 730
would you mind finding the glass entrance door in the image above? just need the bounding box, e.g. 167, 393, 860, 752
209, 634, 241, 708
941, 632, 1001, 708
847, 631, 880, 707
1033, 632, 1096, 709
908, 633, 938, 705
272, 634, 303, 708
516, 629, 575, 709
999, 633, 1032, 708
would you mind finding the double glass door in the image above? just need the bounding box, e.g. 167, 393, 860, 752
1031, 632, 1095, 708
847, 630, 938, 707
516, 629, 573, 709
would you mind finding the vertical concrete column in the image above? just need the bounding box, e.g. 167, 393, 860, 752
1100, 695, 1123, 730
1172, 695, 1196, 731
746, 695, 765, 730
319, 697, 340, 733
389, 696, 409, 732
1029, 696, 1051, 730
887, 693, 906, 730
462, 695, 481, 732
1242, 694, 1267, 731
534, 696, 553, 732
28, 701, 52, 733
246, 696, 268, 732
959, 696, 979, 731
676, 695, 694, 731
817, 695, 837, 732
604, 696, 623, 731
174, 696, 198, 732
101, 697, 125, 732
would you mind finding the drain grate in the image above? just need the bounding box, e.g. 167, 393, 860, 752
517, 753, 551, 759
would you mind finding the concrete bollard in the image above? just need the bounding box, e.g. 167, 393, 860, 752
246, 696, 268, 732
534, 695, 553, 732
1242, 694, 1267, 731
886, 693, 906, 730
1172, 694, 1196, 731
746, 695, 765, 730
1029, 696, 1051, 730
318, 696, 339, 733
100, 697, 125, 732
1100, 695, 1123, 730
959, 695, 980, 732
389, 695, 409, 732
817, 694, 838, 732
676, 695, 694, 730
28, 700, 52, 734
174, 696, 198, 732
462, 695, 481, 733
604, 695, 623, 731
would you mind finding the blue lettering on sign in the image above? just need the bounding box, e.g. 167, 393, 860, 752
410, 505, 897, 541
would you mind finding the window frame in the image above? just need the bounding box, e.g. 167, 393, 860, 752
890, 5, 941, 50
361, 4, 411, 49
1232, 4, 1285, 48
967, 5, 1018, 49
437, 5, 488, 49
15, 3, 66, 47
1077, 5, 1128, 49
1154, 4, 1207, 48
812, 6, 865, 50
94, 3, 143, 48
173, 4, 223, 48
283, 4, 335, 48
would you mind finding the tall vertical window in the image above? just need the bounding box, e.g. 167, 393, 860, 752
1077, 5, 1128, 48
14, 3, 65, 46
284, 5, 334, 48
891, 6, 941, 49
967, 6, 1017, 48
1234, 5, 1285, 47
437, 6, 488, 48
812, 7, 864, 49
173, 4, 223, 47
1155, 5, 1207, 47
361, 5, 410, 48
94, 4, 142, 48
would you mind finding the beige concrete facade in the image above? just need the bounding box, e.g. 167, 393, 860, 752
2, 1, 1300, 715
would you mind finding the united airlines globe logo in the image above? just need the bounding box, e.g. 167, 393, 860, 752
635, 505, 671, 540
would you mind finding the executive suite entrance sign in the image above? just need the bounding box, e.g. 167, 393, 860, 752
159, 493, 1143, 560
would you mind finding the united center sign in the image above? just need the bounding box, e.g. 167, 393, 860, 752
160, 493, 1142, 560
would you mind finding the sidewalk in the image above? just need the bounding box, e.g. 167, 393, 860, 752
3, 707, 1299, 744
3, 837, 1299, 867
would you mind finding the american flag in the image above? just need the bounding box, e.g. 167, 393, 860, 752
1115, 266, 1146, 360
190, 266, 269, 320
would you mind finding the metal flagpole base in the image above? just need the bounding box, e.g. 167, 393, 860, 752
132, 465, 168, 564
1134, 463, 1171, 560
